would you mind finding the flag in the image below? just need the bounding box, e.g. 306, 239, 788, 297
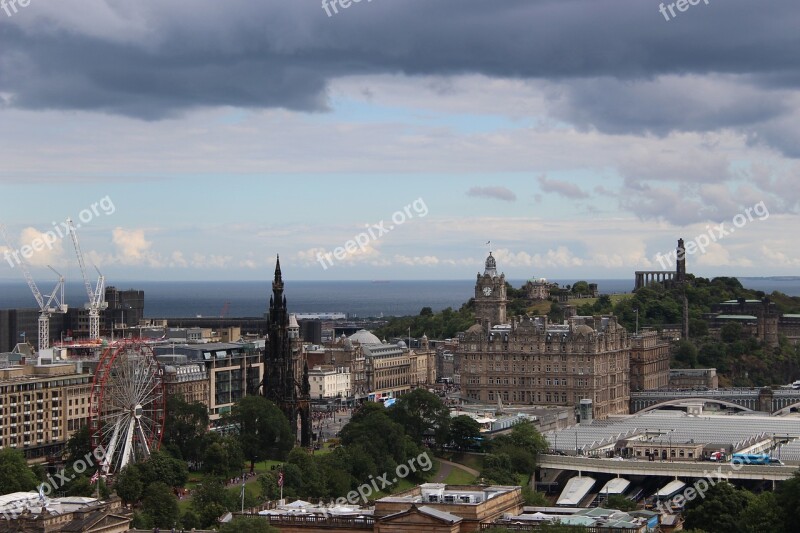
277, 471, 284, 488
240, 479, 246, 500
90, 471, 99, 484
37, 483, 46, 503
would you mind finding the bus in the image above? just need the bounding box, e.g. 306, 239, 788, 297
731, 453, 783, 466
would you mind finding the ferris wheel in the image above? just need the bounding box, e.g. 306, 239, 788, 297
89, 340, 166, 474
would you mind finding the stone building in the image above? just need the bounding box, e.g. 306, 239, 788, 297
153, 342, 263, 424
668, 368, 718, 389
629, 329, 670, 391
363, 342, 412, 402
0, 363, 92, 462
308, 365, 351, 400
459, 252, 630, 420
474, 252, 507, 328
160, 361, 209, 404
458, 315, 630, 419
0, 495, 131, 533
524, 278, 553, 300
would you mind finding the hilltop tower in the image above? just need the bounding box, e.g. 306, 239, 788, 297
264, 255, 312, 446
474, 251, 507, 328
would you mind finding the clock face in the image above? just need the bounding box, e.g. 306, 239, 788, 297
483, 286, 493, 296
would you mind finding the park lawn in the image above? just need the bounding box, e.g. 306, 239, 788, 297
526, 300, 553, 315
443, 466, 476, 485
373, 476, 416, 499
447, 452, 484, 472
252, 459, 284, 474
570, 293, 631, 307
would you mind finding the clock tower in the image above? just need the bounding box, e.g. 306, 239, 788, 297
475, 251, 507, 327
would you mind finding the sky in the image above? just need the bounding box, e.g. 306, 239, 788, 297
0, 0, 798, 282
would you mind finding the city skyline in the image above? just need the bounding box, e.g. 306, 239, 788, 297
1, 1, 798, 281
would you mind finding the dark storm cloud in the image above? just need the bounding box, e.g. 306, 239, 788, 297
1, 0, 799, 131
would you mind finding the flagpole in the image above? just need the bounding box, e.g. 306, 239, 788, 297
241, 471, 245, 513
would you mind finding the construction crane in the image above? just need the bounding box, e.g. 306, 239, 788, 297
0, 224, 67, 352
66, 218, 107, 340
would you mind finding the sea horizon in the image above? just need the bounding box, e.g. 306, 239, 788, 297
0, 277, 797, 319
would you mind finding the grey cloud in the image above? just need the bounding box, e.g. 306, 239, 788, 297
466, 186, 517, 202
537, 175, 589, 199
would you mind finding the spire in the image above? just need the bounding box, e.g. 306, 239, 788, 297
274, 254, 283, 284
272, 255, 284, 307
484, 251, 497, 278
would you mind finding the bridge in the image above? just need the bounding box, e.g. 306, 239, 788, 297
630, 388, 800, 415
537, 454, 796, 482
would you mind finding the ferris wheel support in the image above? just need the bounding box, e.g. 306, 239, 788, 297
89, 340, 165, 475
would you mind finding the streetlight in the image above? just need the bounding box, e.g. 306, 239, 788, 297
669, 431, 672, 462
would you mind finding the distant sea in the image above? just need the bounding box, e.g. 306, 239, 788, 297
0, 278, 797, 319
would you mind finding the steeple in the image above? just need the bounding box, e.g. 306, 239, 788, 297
484, 251, 497, 278
272, 254, 284, 303
264, 255, 312, 447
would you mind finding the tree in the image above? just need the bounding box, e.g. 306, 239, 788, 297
65, 475, 93, 497
286, 448, 326, 498
673, 339, 698, 368
388, 388, 451, 446
450, 415, 481, 450
138, 450, 189, 488
64, 425, 93, 463
231, 396, 293, 467
201, 433, 246, 477
683, 481, 752, 533
341, 403, 425, 479
480, 454, 517, 485
0, 448, 39, 494
606, 494, 637, 512
141, 481, 179, 529
489, 421, 548, 476
721, 322, 744, 343
219, 517, 279, 533
776, 472, 800, 532
180, 510, 201, 530
420, 307, 433, 316
740, 491, 783, 533
163, 394, 209, 463
571, 281, 590, 294
115, 465, 144, 504
521, 486, 548, 506
191, 479, 237, 528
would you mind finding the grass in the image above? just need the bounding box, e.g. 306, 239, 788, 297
443, 466, 477, 485
570, 293, 631, 308
441, 452, 484, 473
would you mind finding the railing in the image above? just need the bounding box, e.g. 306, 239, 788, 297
537, 454, 797, 480
482, 524, 644, 533
258, 514, 375, 528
